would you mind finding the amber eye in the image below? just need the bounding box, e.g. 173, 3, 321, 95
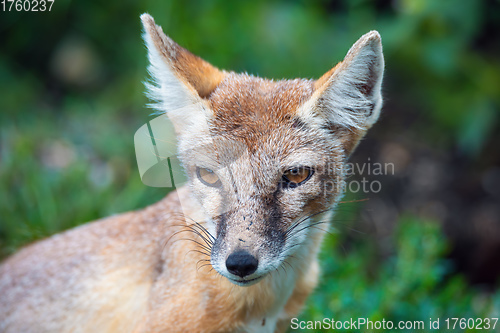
196, 167, 221, 187
282, 167, 314, 189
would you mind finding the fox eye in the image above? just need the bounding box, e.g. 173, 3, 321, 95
196, 167, 221, 187
281, 167, 314, 189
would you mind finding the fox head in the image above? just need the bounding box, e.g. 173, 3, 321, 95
141, 14, 384, 286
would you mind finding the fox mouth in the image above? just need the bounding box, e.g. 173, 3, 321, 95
228, 275, 264, 286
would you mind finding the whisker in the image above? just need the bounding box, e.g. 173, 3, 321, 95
188, 249, 211, 257
181, 226, 214, 247
169, 225, 214, 249
197, 263, 213, 272
284, 207, 334, 237
171, 237, 212, 253
339, 198, 369, 204
282, 258, 298, 276
188, 222, 215, 242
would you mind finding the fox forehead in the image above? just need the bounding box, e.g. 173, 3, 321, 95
208, 74, 314, 131
203, 73, 328, 154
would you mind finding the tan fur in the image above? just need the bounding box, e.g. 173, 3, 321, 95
0, 14, 384, 333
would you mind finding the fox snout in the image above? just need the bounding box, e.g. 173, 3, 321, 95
211, 235, 283, 286
208, 197, 289, 286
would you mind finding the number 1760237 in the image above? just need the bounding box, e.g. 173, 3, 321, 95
1, 0, 54, 12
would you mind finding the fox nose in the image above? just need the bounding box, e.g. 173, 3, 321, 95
226, 250, 258, 277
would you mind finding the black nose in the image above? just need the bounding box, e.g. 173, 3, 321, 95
225, 250, 258, 277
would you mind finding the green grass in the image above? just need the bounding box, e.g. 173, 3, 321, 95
298, 217, 499, 332
0, 109, 170, 258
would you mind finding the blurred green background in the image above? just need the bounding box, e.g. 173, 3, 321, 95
1, 0, 499, 331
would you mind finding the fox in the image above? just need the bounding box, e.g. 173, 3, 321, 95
0, 13, 384, 333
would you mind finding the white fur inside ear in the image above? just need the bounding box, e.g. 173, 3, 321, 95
142, 31, 202, 116
302, 31, 384, 130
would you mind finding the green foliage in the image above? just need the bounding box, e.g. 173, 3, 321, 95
0, 113, 169, 257
299, 218, 497, 332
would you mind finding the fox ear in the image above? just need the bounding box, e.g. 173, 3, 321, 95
140, 13, 226, 118
300, 31, 384, 155
314, 31, 384, 129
